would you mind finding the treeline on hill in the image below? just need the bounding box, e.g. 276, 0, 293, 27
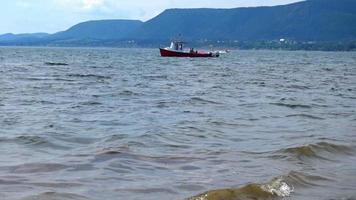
1, 0, 356, 51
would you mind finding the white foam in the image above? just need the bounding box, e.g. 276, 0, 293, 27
261, 177, 294, 197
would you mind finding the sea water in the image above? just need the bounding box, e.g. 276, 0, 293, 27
0, 47, 355, 200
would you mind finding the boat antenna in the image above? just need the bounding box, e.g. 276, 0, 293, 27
177, 33, 182, 42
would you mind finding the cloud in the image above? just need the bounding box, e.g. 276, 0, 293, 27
51, 0, 302, 21
0, 0, 303, 34
82, 0, 104, 10
54, 0, 105, 10
16, 0, 30, 8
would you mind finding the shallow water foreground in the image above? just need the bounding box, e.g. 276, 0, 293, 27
0, 47, 355, 200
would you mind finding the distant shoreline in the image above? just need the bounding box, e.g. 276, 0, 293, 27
1, 0, 356, 52
1, 40, 355, 52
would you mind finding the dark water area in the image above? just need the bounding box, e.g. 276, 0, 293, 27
0, 47, 355, 200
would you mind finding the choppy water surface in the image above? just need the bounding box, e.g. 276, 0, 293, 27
0, 47, 355, 200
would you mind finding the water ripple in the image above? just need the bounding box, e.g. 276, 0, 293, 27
0, 48, 355, 200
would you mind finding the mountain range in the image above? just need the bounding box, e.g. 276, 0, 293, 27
0, 0, 356, 48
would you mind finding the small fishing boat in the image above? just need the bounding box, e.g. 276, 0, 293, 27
160, 41, 219, 57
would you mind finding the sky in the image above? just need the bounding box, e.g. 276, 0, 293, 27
0, 0, 302, 34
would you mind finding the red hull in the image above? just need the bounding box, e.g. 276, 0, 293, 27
160, 48, 218, 57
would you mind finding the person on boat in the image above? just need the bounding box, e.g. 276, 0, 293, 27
179, 43, 183, 51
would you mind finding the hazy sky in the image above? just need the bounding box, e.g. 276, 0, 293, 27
0, 0, 302, 34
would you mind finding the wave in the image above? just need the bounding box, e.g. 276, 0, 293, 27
31, 182, 83, 188
286, 84, 311, 90
10, 163, 68, 174
44, 62, 69, 66
286, 114, 324, 120
67, 73, 111, 79
270, 102, 312, 109
21, 192, 89, 200
119, 90, 140, 96
16, 135, 48, 145
79, 101, 102, 106
24, 77, 76, 82
95, 148, 200, 165
188, 176, 293, 200
275, 142, 354, 161
284, 171, 330, 188
188, 170, 334, 200
115, 187, 177, 194
0, 135, 68, 150
188, 97, 221, 105
142, 75, 168, 80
